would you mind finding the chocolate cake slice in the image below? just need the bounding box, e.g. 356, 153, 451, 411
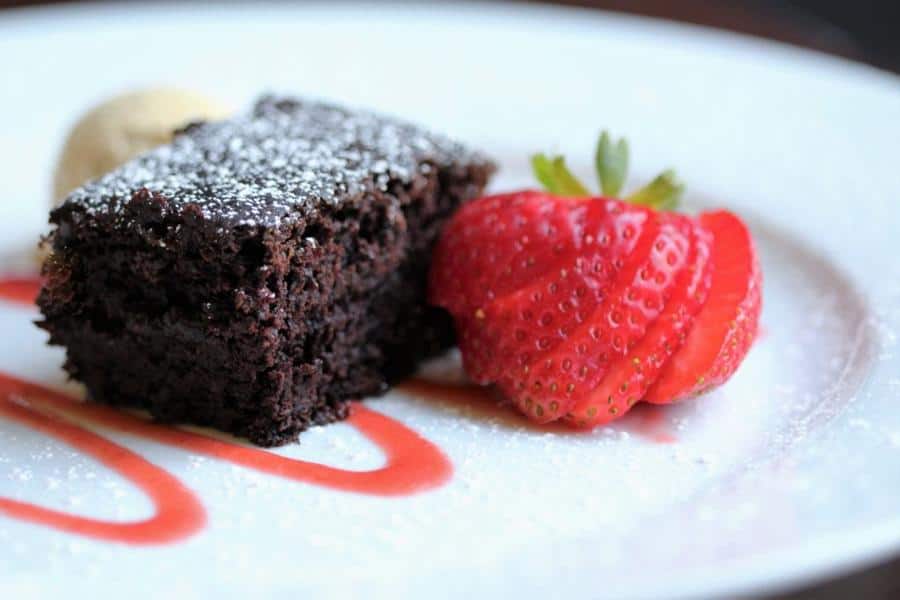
37, 96, 494, 446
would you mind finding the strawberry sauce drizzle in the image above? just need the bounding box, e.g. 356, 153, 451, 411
0, 275, 452, 544
0, 277, 42, 306
0, 391, 206, 545
0, 374, 451, 544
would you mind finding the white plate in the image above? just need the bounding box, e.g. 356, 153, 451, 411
1, 3, 899, 598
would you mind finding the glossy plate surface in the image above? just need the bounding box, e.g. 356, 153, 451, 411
1, 3, 899, 598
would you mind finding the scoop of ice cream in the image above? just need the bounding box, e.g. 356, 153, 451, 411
52, 88, 230, 203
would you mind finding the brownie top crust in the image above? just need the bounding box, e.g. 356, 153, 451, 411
59, 95, 493, 228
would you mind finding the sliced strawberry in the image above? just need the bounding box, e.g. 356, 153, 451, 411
556, 213, 695, 425
491, 202, 656, 421
432, 192, 591, 384
429, 191, 589, 318
428, 130, 762, 426
478, 200, 648, 391
492, 209, 653, 418
565, 221, 712, 426
432, 194, 652, 392
643, 210, 761, 403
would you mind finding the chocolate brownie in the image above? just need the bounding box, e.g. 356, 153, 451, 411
37, 96, 494, 446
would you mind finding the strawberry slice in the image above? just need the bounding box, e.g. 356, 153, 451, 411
432, 193, 595, 384
429, 191, 587, 318
643, 210, 761, 403
493, 204, 659, 421
557, 212, 696, 425
433, 195, 651, 391
565, 221, 712, 426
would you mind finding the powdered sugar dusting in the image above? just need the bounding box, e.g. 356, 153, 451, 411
62, 95, 490, 227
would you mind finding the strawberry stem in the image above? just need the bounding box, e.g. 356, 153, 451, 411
594, 131, 629, 197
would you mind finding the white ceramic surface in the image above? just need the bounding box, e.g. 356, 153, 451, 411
1, 3, 899, 598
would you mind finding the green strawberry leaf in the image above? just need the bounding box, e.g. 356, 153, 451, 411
531, 154, 590, 196
550, 156, 591, 196
594, 131, 629, 197
626, 169, 684, 211
531, 154, 558, 192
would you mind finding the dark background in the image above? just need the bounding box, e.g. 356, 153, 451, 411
2, 0, 900, 597
1, 0, 899, 72
546, 0, 900, 73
